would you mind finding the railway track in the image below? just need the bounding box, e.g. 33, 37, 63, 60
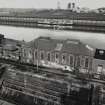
0, 58, 68, 77
0, 97, 19, 105
0, 58, 105, 86
0, 58, 104, 105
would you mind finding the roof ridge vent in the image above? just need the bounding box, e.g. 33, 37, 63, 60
55, 43, 63, 51
66, 39, 79, 44
38, 36, 51, 40
85, 44, 94, 51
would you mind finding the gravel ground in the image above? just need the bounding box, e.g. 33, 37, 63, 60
0, 99, 15, 105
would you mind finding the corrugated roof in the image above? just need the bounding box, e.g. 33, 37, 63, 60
4, 38, 22, 45
3, 38, 22, 51
3, 44, 18, 51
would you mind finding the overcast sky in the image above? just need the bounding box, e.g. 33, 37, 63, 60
0, 0, 104, 9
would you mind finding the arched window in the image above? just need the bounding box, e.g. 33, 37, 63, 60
40, 51, 44, 60
47, 52, 51, 61
62, 54, 66, 64
55, 53, 59, 63
34, 50, 38, 59
97, 65, 103, 74
69, 55, 74, 67
85, 57, 89, 68
76, 56, 81, 67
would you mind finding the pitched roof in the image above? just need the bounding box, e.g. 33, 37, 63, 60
3, 38, 22, 51
4, 38, 22, 45
3, 45, 18, 51
26, 36, 95, 56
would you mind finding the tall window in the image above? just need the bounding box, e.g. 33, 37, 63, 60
55, 53, 59, 63
40, 51, 44, 60
30, 50, 32, 54
34, 50, 38, 59
76, 56, 81, 67
85, 57, 89, 68
62, 54, 66, 64
28, 50, 32, 59
47, 52, 51, 61
23, 49, 26, 57
97, 65, 103, 74
69, 55, 74, 67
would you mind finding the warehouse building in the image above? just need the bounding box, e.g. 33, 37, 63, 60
21, 36, 95, 73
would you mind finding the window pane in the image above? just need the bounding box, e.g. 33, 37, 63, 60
77, 56, 81, 67
55, 53, 59, 63
56, 53, 59, 59
30, 50, 32, 54
97, 65, 103, 74
85, 58, 89, 68
40, 52, 44, 60
47, 53, 51, 61
62, 54, 66, 64
70, 55, 74, 66
28, 50, 32, 59
81, 56, 85, 66
35, 51, 37, 59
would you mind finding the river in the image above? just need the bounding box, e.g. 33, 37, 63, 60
0, 25, 105, 49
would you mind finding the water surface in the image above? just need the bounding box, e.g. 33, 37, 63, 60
0, 25, 105, 49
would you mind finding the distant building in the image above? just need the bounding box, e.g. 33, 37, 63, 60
67, 0, 80, 12
79, 7, 90, 13
1, 9, 105, 32
97, 7, 105, 13
67, 2, 77, 11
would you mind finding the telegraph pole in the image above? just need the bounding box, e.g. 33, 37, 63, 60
36, 39, 39, 72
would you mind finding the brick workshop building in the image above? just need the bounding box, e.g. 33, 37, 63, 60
21, 36, 96, 73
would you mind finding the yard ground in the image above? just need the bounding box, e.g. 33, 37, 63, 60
0, 99, 15, 105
